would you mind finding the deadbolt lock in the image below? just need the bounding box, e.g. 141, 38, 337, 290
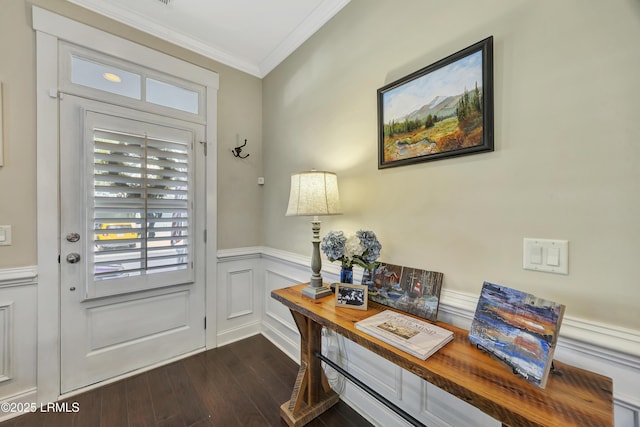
66, 232, 80, 242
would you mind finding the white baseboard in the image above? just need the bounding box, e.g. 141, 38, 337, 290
261, 323, 299, 363
0, 388, 37, 422
216, 321, 262, 347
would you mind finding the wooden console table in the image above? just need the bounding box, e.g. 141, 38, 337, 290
272, 283, 614, 427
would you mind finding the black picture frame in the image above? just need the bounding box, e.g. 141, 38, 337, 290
378, 36, 494, 168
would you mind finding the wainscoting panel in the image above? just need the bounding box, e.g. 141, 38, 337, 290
243, 248, 640, 427
261, 255, 311, 361
227, 269, 254, 319
0, 302, 12, 383
216, 250, 263, 346
339, 335, 499, 427
343, 339, 401, 400
0, 267, 38, 421
615, 397, 640, 427
421, 381, 498, 427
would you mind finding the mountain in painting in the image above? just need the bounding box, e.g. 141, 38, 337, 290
396, 85, 483, 126
404, 94, 462, 123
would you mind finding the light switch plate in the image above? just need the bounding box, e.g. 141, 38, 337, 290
0, 225, 11, 246
523, 238, 568, 274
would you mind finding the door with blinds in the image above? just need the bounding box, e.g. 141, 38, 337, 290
59, 95, 206, 393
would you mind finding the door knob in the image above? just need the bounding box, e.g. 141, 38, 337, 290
66, 253, 81, 263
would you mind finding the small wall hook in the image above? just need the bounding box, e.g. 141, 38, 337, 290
232, 139, 250, 159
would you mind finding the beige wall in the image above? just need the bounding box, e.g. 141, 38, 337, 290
0, 0, 263, 269
263, 0, 640, 330
1, 0, 638, 329
0, 0, 37, 268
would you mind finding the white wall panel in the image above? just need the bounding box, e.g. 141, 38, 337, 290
614, 398, 640, 427
264, 269, 300, 331
344, 339, 401, 399
227, 269, 254, 319
216, 250, 263, 346
261, 257, 309, 361
0, 267, 37, 421
0, 303, 12, 383
421, 382, 498, 427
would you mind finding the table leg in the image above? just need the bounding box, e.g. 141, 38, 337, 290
280, 310, 339, 427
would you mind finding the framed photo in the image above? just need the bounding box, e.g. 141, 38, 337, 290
378, 36, 494, 168
335, 283, 368, 310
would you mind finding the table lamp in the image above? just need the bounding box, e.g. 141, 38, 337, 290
286, 170, 342, 299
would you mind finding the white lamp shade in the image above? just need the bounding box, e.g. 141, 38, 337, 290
286, 171, 342, 216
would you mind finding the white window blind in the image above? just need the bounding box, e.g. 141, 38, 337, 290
92, 127, 192, 288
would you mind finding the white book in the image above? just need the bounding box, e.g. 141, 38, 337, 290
355, 310, 454, 360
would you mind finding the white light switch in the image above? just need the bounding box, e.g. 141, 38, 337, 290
530, 245, 543, 264
523, 238, 568, 275
0, 225, 11, 246
547, 247, 560, 266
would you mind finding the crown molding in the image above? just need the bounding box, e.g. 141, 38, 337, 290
65, 0, 260, 76
257, 0, 351, 77
66, 0, 350, 78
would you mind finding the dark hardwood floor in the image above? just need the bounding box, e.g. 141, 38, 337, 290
0, 334, 372, 427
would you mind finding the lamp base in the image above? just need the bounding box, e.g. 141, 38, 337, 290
302, 283, 332, 299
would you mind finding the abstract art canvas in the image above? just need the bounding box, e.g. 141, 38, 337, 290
468, 281, 566, 388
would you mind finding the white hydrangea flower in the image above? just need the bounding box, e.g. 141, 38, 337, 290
344, 235, 365, 260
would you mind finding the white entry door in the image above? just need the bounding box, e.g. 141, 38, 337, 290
59, 95, 206, 393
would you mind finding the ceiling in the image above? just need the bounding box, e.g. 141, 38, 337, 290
67, 0, 351, 78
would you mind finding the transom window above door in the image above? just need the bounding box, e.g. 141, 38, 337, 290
60, 43, 205, 123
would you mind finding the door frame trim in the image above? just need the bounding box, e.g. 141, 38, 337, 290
34, 6, 218, 404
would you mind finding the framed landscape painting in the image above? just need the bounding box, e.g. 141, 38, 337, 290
378, 36, 494, 168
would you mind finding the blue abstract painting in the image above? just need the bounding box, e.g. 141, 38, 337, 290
468, 281, 565, 388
